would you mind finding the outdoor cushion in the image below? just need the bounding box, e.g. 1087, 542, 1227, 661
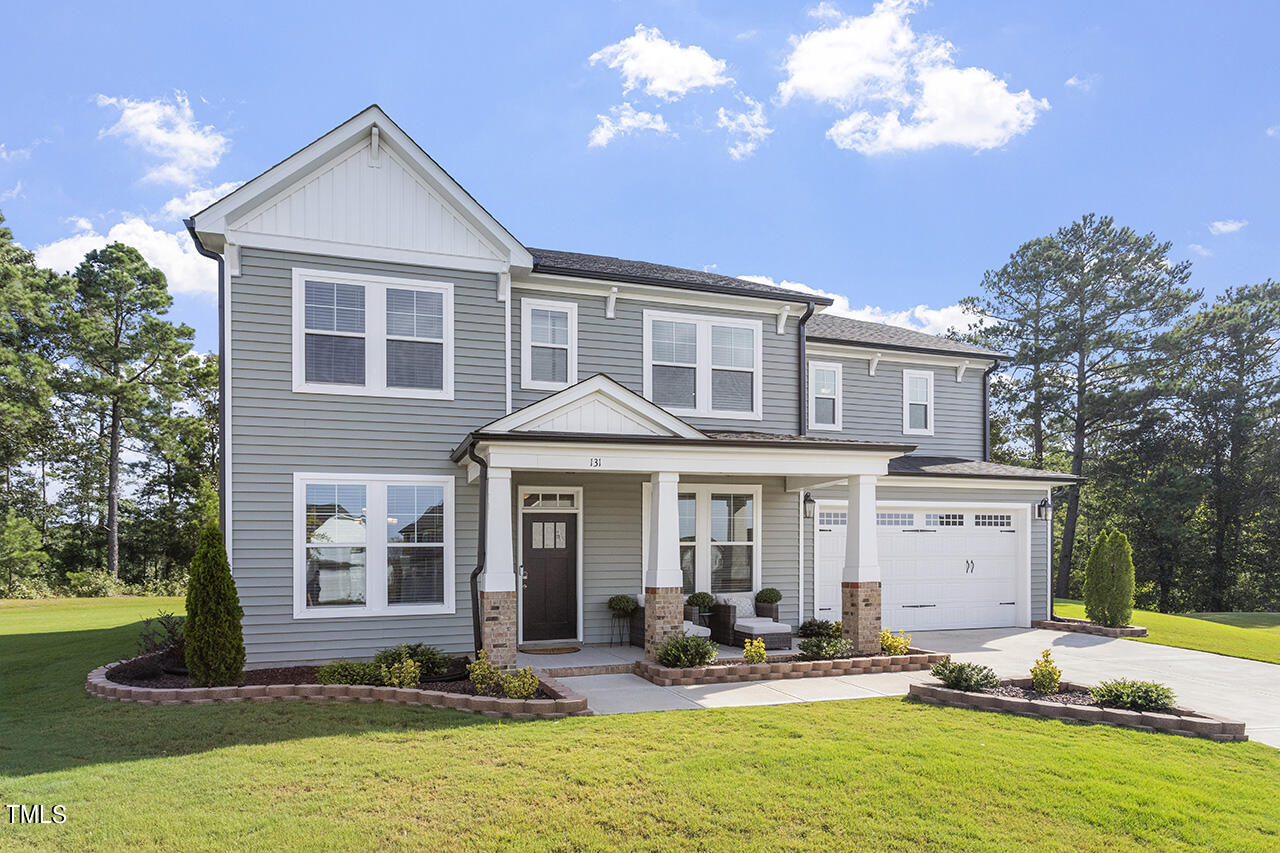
715, 593, 755, 619
735, 617, 791, 634
683, 621, 711, 638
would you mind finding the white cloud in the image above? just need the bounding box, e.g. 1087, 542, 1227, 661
1064, 74, 1099, 92
779, 0, 1048, 155
717, 95, 772, 159
809, 2, 844, 21
35, 217, 217, 297
588, 103, 674, 148
96, 91, 229, 185
0, 143, 35, 162
0, 181, 22, 203
67, 216, 94, 232
1208, 219, 1247, 235
737, 274, 975, 336
158, 181, 243, 222
1188, 243, 1212, 257
1267, 125, 1278, 137
590, 25, 732, 101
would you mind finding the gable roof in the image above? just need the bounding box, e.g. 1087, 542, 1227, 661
528, 248, 831, 305
189, 105, 532, 270
806, 313, 1006, 360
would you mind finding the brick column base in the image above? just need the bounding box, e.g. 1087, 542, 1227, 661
644, 587, 684, 660
479, 589, 517, 668
842, 581, 882, 655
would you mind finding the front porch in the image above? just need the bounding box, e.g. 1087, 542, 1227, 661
452, 376, 915, 666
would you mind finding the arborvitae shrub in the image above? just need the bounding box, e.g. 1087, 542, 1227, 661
184, 522, 245, 687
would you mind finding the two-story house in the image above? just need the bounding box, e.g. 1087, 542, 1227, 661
188, 106, 1077, 668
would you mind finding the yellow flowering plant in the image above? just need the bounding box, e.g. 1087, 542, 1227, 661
743, 637, 767, 664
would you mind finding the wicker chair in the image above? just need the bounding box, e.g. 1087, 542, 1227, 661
710, 598, 793, 650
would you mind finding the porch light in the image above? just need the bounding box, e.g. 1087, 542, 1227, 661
1035, 498, 1050, 521
803, 492, 815, 519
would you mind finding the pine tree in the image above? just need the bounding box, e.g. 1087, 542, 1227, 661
185, 522, 244, 686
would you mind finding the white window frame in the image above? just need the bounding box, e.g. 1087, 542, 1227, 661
902, 368, 934, 436
642, 309, 763, 420
293, 472, 455, 618
520, 297, 578, 391
808, 360, 843, 432
292, 268, 455, 400
640, 483, 763, 595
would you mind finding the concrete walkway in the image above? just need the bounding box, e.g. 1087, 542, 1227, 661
560, 628, 1280, 748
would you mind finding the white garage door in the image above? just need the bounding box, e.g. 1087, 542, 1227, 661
816, 507, 1021, 631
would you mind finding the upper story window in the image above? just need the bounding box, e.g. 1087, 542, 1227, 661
295, 473, 455, 618
902, 368, 934, 436
292, 268, 454, 400
642, 310, 762, 420
521, 297, 578, 391
809, 361, 843, 431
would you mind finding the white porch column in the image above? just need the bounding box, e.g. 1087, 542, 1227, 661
644, 472, 683, 658
842, 474, 882, 654
479, 467, 517, 666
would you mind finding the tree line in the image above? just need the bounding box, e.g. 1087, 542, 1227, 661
964, 213, 1279, 613
2, 208, 1276, 613
1, 212, 217, 597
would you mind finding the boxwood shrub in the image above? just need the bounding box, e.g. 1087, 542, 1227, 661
755, 587, 782, 605
797, 619, 841, 639
1089, 679, 1175, 711
373, 643, 448, 678
796, 635, 853, 660
315, 660, 384, 686
685, 592, 715, 610
930, 659, 999, 691
656, 633, 719, 668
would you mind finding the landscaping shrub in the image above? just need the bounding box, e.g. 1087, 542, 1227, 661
755, 587, 782, 605
1084, 529, 1135, 628
184, 522, 245, 687
137, 610, 186, 666
500, 666, 541, 700
685, 591, 715, 610
879, 629, 911, 655
797, 635, 854, 660
380, 655, 422, 689
607, 593, 638, 615
655, 632, 719, 668
467, 650, 500, 693
374, 643, 448, 678
1030, 649, 1061, 694
742, 637, 767, 664
65, 570, 120, 598
797, 618, 841, 639
930, 659, 999, 691
1090, 679, 1175, 712
316, 660, 384, 686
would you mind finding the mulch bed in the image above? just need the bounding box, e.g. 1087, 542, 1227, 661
107, 657, 553, 699
984, 684, 1097, 706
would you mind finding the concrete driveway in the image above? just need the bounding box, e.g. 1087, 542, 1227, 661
561, 628, 1280, 748
915, 627, 1280, 748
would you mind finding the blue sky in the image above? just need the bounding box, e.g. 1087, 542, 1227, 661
3, 0, 1276, 352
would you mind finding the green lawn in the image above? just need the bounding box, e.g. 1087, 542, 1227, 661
1054, 599, 1280, 666
3, 599, 1279, 851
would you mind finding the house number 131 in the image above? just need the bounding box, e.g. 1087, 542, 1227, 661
588, 457, 602, 468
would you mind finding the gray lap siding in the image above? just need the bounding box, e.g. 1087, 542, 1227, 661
230, 247, 503, 666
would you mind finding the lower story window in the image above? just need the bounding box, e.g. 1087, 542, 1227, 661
642, 484, 761, 597
295, 473, 454, 617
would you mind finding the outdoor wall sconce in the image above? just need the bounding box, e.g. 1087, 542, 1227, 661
803, 492, 815, 519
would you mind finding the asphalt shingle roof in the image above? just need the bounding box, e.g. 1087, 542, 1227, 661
527, 248, 831, 304
888, 455, 1081, 482
807, 313, 1006, 359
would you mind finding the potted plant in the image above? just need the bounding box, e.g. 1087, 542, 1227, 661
685, 591, 715, 625
755, 587, 782, 620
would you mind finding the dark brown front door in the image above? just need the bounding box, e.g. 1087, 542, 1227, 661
521, 513, 578, 641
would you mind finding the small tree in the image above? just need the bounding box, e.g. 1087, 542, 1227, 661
1084, 529, 1135, 628
185, 522, 244, 686
0, 509, 48, 597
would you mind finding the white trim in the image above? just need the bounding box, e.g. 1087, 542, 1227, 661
227, 231, 509, 275
806, 341, 1000, 371
813, 498, 1031, 627
517, 274, 810, 318
516, 485, 585, 644
797, 491, 805, 626
880, 475, 1077, 489
642, 309, 763, 421
520, 296, 578, 392
641, 483, 763, 596
808, 360, 843, 432
503, 274, 512, 414
956, 360, 969, 383
480, 374, 706, 439
902, 368, 934, 436
868, 352, 881, 376
291, 267, 455, 400
776, 306, 790, 335
292, 472, 456, 619
605, 287, 618, 319
223, 252, 234, 563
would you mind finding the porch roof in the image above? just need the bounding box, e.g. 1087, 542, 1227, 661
886, 455, 1083, 483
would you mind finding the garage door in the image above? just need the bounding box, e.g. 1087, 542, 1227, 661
816, 507, 1021, 631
